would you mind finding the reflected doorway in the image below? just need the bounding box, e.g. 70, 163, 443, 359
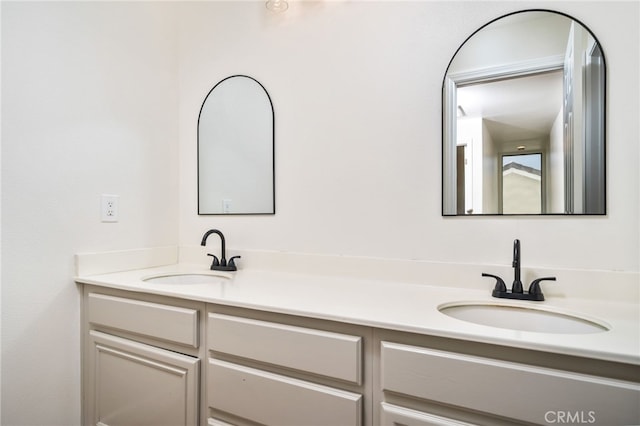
456, 146, 466, 214
501, 153, 542, 214
456, 143, 473, 214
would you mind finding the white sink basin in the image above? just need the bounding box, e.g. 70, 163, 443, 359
438, 302, 609, 334
142, 272, 231, 285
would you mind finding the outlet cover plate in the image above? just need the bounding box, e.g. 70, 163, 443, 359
101, 194, 119, 222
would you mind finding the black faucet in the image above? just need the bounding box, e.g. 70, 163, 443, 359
200, 229, 240, 271
512, 239, 523, 293
482, 239, 555, 301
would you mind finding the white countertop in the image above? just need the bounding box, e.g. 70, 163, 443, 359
76, 261, 640, 366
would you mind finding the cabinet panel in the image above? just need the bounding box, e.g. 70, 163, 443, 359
208, 359, 362, 426
380, 403, 474, 426
208, 312, 362, 383
381, 341, 640, 425
88, 293, 199, 347
207, 418, 234, 426
88, 331, 199, 426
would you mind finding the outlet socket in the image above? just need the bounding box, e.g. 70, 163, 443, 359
101, 194, 119, 222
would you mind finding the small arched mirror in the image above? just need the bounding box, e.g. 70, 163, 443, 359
198, 75, 275, 215
442, 10, 605, 216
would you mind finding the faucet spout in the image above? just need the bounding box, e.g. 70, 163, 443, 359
200, 229, 240, 271
512, 239, 523, 293
201, 229, 227, 265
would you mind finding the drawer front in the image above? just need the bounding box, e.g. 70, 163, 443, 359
380, 403, 474, 426
88, 293, 199, 347
208, 359, 362, 426
381, 341, 640, 425
207, 418, 234, 426
208, 313, 362, 383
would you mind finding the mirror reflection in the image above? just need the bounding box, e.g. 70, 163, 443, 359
502, 153, 542, 214
443, 10, 605, 215
198, 75, 275, 215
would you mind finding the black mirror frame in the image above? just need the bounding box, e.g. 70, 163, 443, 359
441, 9, 606, 216
197, 74, 276, 215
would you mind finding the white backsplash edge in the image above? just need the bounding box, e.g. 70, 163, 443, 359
78, 245, 638, 304
180, 246, 639, 303
75, 246, 178, 277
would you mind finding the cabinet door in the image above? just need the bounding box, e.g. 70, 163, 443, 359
87, 331, 199, 426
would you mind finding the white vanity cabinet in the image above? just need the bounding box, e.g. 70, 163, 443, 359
79, 282, 639, 426
205, 306, 372, 426
374, 331, 640, 426
82, 287, 206, 426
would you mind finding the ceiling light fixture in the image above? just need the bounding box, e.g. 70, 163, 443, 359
517, 145, 526, 151
266, 0, 288, 12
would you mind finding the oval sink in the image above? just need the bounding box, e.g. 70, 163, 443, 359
142, 273, 231, 285
438, 302, 609, 334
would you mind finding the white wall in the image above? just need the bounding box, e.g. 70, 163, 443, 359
1, 2, 179, 424
1, 1, 638, 425
448, 10, 570, 74
549, 107, 565, 213
178, 1, 639, 272
481, 119, 498, 214
457, 117, 484, 213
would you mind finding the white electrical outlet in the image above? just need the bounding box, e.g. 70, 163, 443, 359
101, 194, 119, 222
222, 199, 232, 213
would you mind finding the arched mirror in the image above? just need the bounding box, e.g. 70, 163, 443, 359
198, 75, 275, 215
442, 10, 605, 215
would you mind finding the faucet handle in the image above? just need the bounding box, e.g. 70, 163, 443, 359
207, 253, 220, 267
482, 273, 507, 293
228, 256, 241, 270
528, 277, 556, 298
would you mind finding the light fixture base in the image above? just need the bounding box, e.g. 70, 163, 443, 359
266, 0, 288, 12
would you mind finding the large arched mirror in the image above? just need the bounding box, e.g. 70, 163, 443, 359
442, 10, 605, 216
198, 75, 275, 215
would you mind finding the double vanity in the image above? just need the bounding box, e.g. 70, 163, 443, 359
76, 246, 640, 426
74, 4, 636, 424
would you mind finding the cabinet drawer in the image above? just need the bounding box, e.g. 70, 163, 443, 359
380, 402, 474, 426
208, 313, 362, 383
208, 359, 362, 426
88, 293, 199, 347
381, 341, 640, 425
